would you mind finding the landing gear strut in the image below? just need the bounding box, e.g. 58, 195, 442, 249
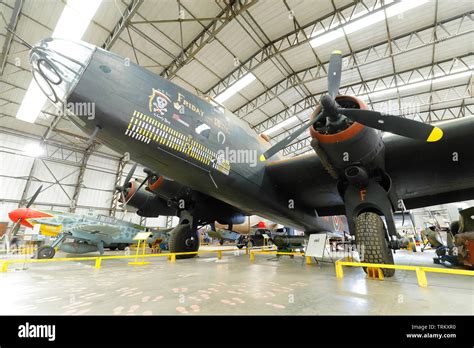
169, 211, 200, 259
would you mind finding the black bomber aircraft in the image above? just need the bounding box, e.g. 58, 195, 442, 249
23, 37, 474, 276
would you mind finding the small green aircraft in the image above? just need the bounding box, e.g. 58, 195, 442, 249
7, 187, 170, 259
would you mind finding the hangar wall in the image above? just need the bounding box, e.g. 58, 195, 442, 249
0, 128, 174, 228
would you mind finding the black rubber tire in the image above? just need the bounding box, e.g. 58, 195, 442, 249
355, 212, 395, 277
219, 239, 224, 245
109, 247, 117, 251
37, 246, 55, 259
118, 244, 127, 251
169, 223, 199, 259
237, 245, 244, 249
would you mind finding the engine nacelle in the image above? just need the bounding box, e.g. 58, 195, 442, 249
121, 181, 176, 217
310, 95, 385, 173
147, 174, 185, 200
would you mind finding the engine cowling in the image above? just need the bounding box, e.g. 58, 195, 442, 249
310, 95, 385, 173
147, 174, 185, 200
121, 181, 176, 217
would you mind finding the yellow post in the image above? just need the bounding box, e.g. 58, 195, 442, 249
245, 246, 249, 255
135, 240, 141, 262
169, 254, 176, 263
217, 251, 222, 260
95, 258, 102, 269
416, 267, 428, 287
142, 240, 146, 263
1, 262, 8, 273
250, 252, 255, 262
128, 235, 151, 266
305, 256, 312, 265
335, 261, 344, 278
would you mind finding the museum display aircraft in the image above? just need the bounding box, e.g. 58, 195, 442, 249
20, 36, 474, 275
7, 186, 170, 258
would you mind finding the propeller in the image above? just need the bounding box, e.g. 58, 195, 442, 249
116, 164, 154, 209
116, 163, 137, 206
7, 185, 43, 243
260, 50, 443, 161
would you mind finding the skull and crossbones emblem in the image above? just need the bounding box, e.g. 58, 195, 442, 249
149, 89, 171, 117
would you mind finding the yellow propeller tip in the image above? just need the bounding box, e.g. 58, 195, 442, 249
259, 154, 266, 162
332, 50, 342, 55
427, 127, 443, 142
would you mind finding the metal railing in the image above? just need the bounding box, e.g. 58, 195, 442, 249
0, 246, 271, 272
335, 260, 474, 288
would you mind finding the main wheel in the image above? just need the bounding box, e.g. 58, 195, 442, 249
169, 223, 200, 259
37, 246, 55, 259
355, 212, 395, 277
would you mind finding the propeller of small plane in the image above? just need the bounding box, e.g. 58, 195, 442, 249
6, 185, 43, 243
259, 50, 444, 161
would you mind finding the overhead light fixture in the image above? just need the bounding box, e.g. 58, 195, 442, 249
310, 0, 428, 48
214, 73, 256, 103
360, 70, 472, 100
262, 115, 299, 136
23, 142, 45, 157
16, 0, 103, 123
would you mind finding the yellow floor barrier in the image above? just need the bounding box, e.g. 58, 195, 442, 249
0, 246, 273, 273
335, 260, 474, 288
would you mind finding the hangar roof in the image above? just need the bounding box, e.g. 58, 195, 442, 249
0, 0, 472, 158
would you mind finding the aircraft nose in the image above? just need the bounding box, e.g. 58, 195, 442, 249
30, 38, 95, 105
8, 208, 28, 223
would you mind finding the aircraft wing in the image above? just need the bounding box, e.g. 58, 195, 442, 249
66, 224, 122, 244
265, 117, 474, 216
265, 153, 343, 216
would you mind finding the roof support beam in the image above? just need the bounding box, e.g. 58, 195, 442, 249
160, 0, 257, 80
0, 0, 23, 76
101, 0, 143, 50
234, 12, 473, 118
205, 0, 397, 97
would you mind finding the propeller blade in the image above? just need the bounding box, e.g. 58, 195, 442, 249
327, 50, 342, 98
26, 185, 43, 208
123, 175, 152, 208
339, 109, 443, 142
260, 113, 322, 161
124, 163, 137, 186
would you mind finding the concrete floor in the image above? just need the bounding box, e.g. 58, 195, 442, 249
0, 246, 472, 315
